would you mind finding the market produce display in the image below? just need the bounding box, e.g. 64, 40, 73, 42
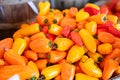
0, 1, 120, 80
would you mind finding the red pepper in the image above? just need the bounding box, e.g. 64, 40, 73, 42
61, 26, 71, 37
108, 26, 120, 37
70, 31, 83, 46
97, 28, 108, 34
97, 21, 114, 29
100, 5, 109, 14
41, 26, 48, 34
84, 6, 99, 16
46, 33, 56, 41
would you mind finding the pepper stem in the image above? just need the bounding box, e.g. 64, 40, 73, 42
38, 75, 45, 80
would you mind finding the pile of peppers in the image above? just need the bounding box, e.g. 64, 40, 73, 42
0, 1, 120, 80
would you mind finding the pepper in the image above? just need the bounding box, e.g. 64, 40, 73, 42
48, 50, 66, 63
100, 5, 109, 14
102, 59, 119, 80
30, 37, 51, 53
12, 38, 26, 55
79, 29, 96, 53
84, 6, 99, 16
100, 48, 120, 68
36, 15, 48, 26
85, 21, 97, 35
54, 37, 74, 51
79, 55, 102, 78
4, 49, 25, 65
70, 31, 83, 46
88, 14, 107, 24
20, 23, 41, 36
38, 1, 50, 16
61, 26, 71, 37
97, 20, 114, 29
61, 61, 75, 80
107, 15, 118, 24
76, 11, 89, 22
48, 24, 63, 36
40, 64, 61, 80
85, 3, 100, 10
27, 61, 39, 79
75, 73, 99, 80
0, 65, 37, 80
108, 26, 120, 37
87, 52, 103, 63
114, 23, 120, 31
67, 45, 85, 63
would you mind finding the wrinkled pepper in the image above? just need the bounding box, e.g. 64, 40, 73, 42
12, 38, 26, 55
75, 73, 99, 80
38, 1, 50, 16
54, 37, 74, 51
79, 55, 102, 78
20, 23, 40, 36
48, 24, 63, 36
40, 64, 61, 80
79, 29, 96, 53
88, 14, 107, 24
67, 45, 85, 63
85, 21, 97, 35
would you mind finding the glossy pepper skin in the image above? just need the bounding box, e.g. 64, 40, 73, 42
40, 64, 61, 80
79, 55, 102, 78
85, 21, 97, 35
79, 29, 96, 53
38, 1, 50, 16
12, 38, 26, 55
88, 14, 107, 24
54, 37, 74, 51
67, 45, 85, 63
20, 23, 40, 36
48, 24, 63, 36
75, 73, 99, 80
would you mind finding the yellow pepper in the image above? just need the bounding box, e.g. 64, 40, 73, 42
54, 37, 74, 51
27, 61, 39, 79
76, 11, 89, 22
67, 45, 85, 63
38, 1, 50, 16
40, 64, 61, 80
12, 38, 26, 55
88, 14, 107, 24
85, 3, 100, 10
114, 23, 120, 30
87, 52, 103, 63
97, 43, 112, 55
107, 15, 118, 24
48, 24, 63, 36
75, 73, 99, 80
85, 21, 97, 35
79, 29, 96, 53
20, 23, 40, 36
79, 55, 102, 78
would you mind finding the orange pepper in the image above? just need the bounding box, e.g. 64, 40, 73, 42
62, 9, 72, 18
36, 15, 48, 26
69, 7, 78, 17
61, 60, 75, 80
0, 38, 13, 59
48, 50, 66, 63
29, 37, 51, 53
60, 17, 76, 30
102, 59, 119, 80
4, 49, 25, 65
